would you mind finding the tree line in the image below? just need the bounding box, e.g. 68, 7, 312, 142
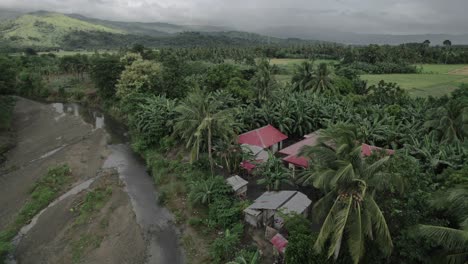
0, 45, 466, 263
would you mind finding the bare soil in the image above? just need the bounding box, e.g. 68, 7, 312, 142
0, 98, 148, 264
448, 66, 468, 75
0, 97, 108, 230
15, 170, 146, 264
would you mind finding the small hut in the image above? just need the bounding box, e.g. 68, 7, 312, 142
243, 191, 311, 228
226, 175, 248, 198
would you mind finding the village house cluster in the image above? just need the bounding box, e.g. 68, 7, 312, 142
226, 124, 395, 257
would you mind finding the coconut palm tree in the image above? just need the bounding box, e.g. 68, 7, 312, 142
443, 40, 453, 64
252, 58, 276, 101
173, 89, 238, 173
255, 152, 292, 191
424, 100, 468, 143
417, 187, 468, 264
292, 60, 315, 91
312, 63, 335, 94
298, 124, 400, 263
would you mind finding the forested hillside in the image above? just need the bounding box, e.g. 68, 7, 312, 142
0, 11, 319, 51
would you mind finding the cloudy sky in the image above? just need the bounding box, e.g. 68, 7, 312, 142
0, 0, 467, 34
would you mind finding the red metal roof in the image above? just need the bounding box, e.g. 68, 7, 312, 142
361, 143, 395, 157
278, 133, 319, 156
240, 160, 257, 172
279, 132, 319, 168
283, 155, 309, 168
270, 233, 288, 254
238, 125, 288, 148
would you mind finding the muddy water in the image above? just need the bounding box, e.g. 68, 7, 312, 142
104, 144, 184, 264
33, 102, 184, 264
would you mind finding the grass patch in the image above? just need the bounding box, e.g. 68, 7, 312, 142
71, 234, 103, 263
418, 64, 468, 74
73, 187, 113, 225
0, 164, 72, 262
361, 64, 468, 97
0, 96, 15, 132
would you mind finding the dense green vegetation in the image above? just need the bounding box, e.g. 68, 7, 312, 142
1, 40, 467, 263
0, 164, 72, 263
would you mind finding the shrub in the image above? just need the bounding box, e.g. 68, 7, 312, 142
128, 95, 176, 150
209, 223, 244, 263
188, 175, 231, 206
207, 197, 243, 229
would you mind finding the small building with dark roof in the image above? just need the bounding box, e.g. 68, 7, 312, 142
243, 191, 311, 228
226, 175, 248, 197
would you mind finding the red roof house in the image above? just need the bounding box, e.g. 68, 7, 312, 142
361, 143, 395, 157
238, 125, 288, 149
278, 132, 320, 168
239, 125, 288, 173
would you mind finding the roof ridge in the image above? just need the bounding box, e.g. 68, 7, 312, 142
278, 191, 298, 208
257, 129, 266, 148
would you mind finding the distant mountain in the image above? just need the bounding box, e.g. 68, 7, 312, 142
0, 11, 124, 48
3, 8, 466, 50
257, 26, 468, 45
0, 10, 318, 50
67, 13, 230, 36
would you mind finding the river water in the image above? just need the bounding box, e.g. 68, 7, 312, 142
10, 102, 184, 264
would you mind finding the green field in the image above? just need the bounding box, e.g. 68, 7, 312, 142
362, 64, 468, 97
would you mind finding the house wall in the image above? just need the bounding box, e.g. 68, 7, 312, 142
261, 209, 276, 226
269, 141, 283, 153
236, 185, 248, 197
245, 212, 262, 227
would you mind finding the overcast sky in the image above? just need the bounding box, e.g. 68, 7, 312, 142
0, 0, 467, 34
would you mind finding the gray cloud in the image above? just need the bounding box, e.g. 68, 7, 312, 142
0, 0, 467, 34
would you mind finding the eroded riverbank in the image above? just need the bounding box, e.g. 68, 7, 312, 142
0, 97, 184, 263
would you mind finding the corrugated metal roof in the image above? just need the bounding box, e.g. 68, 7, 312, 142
283, 154, 309, 168
279, 192, 311, 214
246, 191, 311, 213
240, 160, 259, 172
226, 175, 248, 191
242, 144, 269, 161
248, 191, 297, 210
244, 208, 262, 216
238, 125, 288, 148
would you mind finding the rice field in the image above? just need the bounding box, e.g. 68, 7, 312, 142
362, 64, 468, 97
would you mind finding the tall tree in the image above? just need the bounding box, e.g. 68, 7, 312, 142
417, 187, 468, 264
424, 100, 468, 143
292, 60, 315, 91
443, 40, 453, 64
173, 89, 238, 173
252, 58, 276, 101
90, 54, 124, 99
312, 63, 335, 94
299, 124, 400, 263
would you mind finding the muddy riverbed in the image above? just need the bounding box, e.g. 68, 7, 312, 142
1, 98, 184, 264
